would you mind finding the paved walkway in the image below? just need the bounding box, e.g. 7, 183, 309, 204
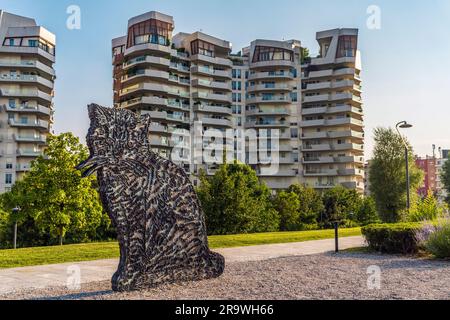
0, 236, 364, 294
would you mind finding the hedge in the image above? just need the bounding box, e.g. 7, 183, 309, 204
361, 223, 423, 254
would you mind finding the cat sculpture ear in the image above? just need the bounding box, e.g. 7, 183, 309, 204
88, 103, 110, 126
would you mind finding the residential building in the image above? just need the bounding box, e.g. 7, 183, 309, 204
0, 11, 55, 193
415, 156, 437, 197
436, 148, 449, 203
364, 159, 372, 196
112, 11, 364, 192
300, 29, 365, 192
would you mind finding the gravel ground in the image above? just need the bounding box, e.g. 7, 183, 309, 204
1, 252, 449, 300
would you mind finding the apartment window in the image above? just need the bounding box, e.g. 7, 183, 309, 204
252, 46, 294, 62
290, 92, 298, 102
232, 93, 241, 102
232, 105, 242, 114
232, 69, 241, 79
20, 116, 28, 124
336, 35, 357, 58
6, 163, 13, 169
8, 99, 15, 108
5, 174, 12, 185
191, 39, 215, 57
9, 38, 15, 46
232, 81, 241, 90
127, 18, 172, 48
28, 39, 38, 47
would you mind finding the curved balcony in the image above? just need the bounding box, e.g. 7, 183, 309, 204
16, 149, 43, 157
169, 62, 190, 74
3, 104, 51, 117
0, 89, 52, 104
246, 120, 289, 129
193, 104, 232, 115
0, 74, 54, 90
119, 83, 190, 99
0, 59, 55, 77
123, 55, 170, 70
196, 117, 233, 127
14, 134, 47, 144
191, 79, 231, 91
121, 70, 190, 87
302, 130, 364, 140
190, 54, 232, 67
192, 92, 232, 104
300, 117, 363, 129
124, 43, 171, 57
302, 105, 363, 116
1, 46, 55, 63
247, 83, 291, 93
8, 119, 49, 131
303, 169, 339, 177
246, 95, 292, 104
246, 107, 290, 116
250, 59, 295, 69
190, 66, 231, 79
121, 96, 190, 111
248, 71, 294, 81
141, 110, 187, 124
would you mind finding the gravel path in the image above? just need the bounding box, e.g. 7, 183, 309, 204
1, 252, 449, 300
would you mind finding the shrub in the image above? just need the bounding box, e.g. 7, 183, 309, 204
424, 221, 450, 258
362, 222, 423, 254
409, 190, 445, 222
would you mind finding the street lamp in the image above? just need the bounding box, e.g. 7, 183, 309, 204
12, 207, 21, 249
395, 121, 413, 211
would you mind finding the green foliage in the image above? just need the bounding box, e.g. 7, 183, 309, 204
300, 47, 311, 64
273, 186, 321, 231
0, 133, 105, 247
369, 127, 424, 223
196, 161, 279, 235
356, 196, 380, 225
273, 191, 300, 231
321, 186, 362, 228
441, 158, 450, 205
362, 222, 423, 254
424, 220, 450, 258
409, 190, 445, 222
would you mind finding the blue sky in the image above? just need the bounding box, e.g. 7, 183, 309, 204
2, 0, 450, 157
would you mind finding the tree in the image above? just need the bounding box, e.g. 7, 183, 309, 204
273, 185, 324, 231
300, 47, 311, 64
321, 186, 362, 228
356, 196, 380, 225
441, 157, 450, 205
1, 133, 104, 246
273, 191, 300, 231
369, 127, 423, 223
196, 161, 279, 235
287, 184, 323, 229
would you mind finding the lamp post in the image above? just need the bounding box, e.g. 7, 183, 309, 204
395, 121, 413, 211
12, 207, 21, 249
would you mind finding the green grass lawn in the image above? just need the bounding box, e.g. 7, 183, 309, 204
0, 227, 361, 269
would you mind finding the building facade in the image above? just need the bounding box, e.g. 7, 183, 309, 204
0, 11, 55, 193
300, 29, 364, 192
415, 156, 437, 197
112, 11, 364, 192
